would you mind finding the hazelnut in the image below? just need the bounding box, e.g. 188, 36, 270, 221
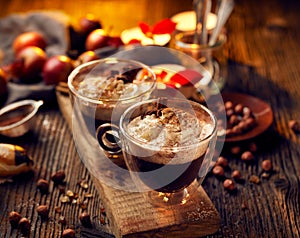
8, 211, 22, 228
231, 170, 242, 180
18, 217, 30, 235
37, 179, 49, 194
225, 101, 233, 110
79, 212, 92, 228
51, 170, 66, 184
215, 156, 229, 167
249, 175, 260, 184
241, 151, 254, 162
261, 160, 272, 172
212, 165, 225, 177
234, 104, 243, 114
289, 120, 300, 133
62, 228, 76, 238
37, 205, 49, 219
223, 179, 235, 191
231, 146, 241, 155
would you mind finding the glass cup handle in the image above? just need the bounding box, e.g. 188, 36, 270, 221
96, 123, 122, 154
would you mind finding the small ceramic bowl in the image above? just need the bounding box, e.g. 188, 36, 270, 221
0, 100, 43, 137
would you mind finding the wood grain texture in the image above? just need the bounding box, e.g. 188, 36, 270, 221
1, 0, 300, 237
56, 91, 220, 238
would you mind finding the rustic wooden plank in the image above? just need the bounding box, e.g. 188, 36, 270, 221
56, 91, 220, 238
1, 0, 300, 237
203, 0, 300, 237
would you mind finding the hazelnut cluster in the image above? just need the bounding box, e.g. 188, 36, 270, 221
211, 142, 274, 194
224, 101, 257, 137
8, 169, 107, 237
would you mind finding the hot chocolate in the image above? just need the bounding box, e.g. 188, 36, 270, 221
124, 106, 214, 192
69, 59, 155, 133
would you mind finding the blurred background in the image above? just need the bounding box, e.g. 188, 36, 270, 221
1, 0, 194, 35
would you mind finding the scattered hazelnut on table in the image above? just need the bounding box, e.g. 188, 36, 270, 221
261, 160, 272, 172
241, 151, 254, 162
79, 212, 93, 228
51, 170, 66, 184
231, 170, 242, 180
62, 228, 76, 238
37, 205, 49, 219
223, 179, 235, 191
8, 211, 22, 228
212, 165, 225, 177
249, 175, 260, 184
215, 156, 229, 167
37, 179, 49, 194
18, 217, 30, 236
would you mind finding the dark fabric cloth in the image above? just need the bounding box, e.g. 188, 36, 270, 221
0, 11, 70, 66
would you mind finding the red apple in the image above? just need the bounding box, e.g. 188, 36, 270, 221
74, 50, 100, 67
85, 29, 109, 51
79, 14, 102, 34
42, 55, 74, 85
13, 31, 47, 54
11, 46, 47, 83
107, 36, 124, 47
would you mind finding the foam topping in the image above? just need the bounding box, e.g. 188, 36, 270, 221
127, 107, 213, 147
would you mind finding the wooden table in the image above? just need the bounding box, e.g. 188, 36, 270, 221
1, 0, 300, 237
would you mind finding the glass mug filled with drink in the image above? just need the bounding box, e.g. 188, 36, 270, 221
68, 58, 156, 168
119, 98, 217, 205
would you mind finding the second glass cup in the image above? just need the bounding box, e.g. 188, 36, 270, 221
68, 58, 156, 167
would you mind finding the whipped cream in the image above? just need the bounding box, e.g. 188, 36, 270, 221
126, 107, 214, 164
77, 76, 139, 100
128, 107, 212, 147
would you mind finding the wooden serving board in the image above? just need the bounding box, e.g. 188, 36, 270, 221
56, 90, 220, 238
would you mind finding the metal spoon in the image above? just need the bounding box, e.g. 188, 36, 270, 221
193, 0, 204, 44
208, 0, 234, 46
201, 0, 212, 44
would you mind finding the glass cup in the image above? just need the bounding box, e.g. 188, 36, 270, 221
68, 58, 156, 168
170, 30, 228, 98
119, 98, 217, 205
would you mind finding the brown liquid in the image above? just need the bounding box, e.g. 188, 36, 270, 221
126, 153, 205, 193
0, 114, 27, 127
0, 104, 33, 127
